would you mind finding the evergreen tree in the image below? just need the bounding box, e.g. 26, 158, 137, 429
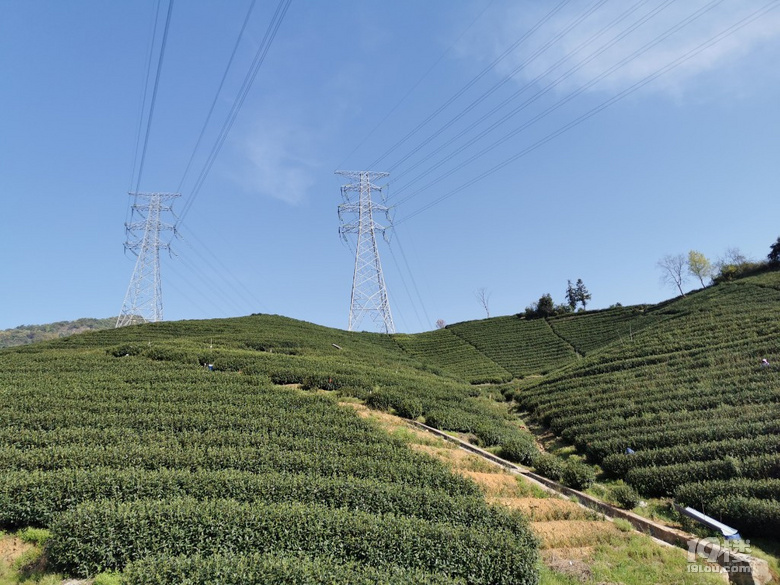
565, 280, 577, 310
575, 279, 591, 309
768, 237, 780, 266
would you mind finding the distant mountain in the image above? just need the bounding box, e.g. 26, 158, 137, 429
0, 317, 116, 348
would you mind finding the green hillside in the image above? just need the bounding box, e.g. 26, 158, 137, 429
2, 269, 780, 582
0, 317, 538, 584
393, 327, 512, 383
0, 316, 115, 348
547, 304, 660, 356
512, 271, 780, 536
448, 316, 578, 377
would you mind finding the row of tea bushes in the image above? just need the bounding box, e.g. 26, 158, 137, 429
48, 498, 538, 584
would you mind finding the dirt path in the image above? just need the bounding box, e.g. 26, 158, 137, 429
344, 402, 729, 584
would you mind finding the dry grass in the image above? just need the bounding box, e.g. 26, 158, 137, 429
490, 497, 591, 521
532, 520, 622, 549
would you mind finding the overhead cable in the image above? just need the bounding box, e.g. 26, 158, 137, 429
395, 0, 779, 225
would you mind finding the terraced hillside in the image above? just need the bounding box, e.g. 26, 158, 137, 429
2, 269, 779, 582
0, 328, 538, 584
513, 270, 780, 537
393, 328, 512, 384
448, 316, 578, 377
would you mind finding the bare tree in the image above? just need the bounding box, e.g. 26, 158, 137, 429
475, 288, 491, 318
722, 247, 748, 266
435, 319, 446, 329
657, 254, 688, 296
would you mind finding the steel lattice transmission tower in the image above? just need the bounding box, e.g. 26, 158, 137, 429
116, 192, 180, 328
337, 170, 396, 334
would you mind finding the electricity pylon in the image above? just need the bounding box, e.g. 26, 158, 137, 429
116, 192, 180, 328
336, 170, 395, 334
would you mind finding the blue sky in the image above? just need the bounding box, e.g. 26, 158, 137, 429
2, 0, 779, 332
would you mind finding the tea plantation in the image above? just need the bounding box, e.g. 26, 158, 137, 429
513, 271, 780, 537
1, 269, 779, 582
0, 315, 539, 583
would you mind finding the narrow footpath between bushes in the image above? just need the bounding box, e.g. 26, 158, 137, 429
343, 402, 734, 585
404, 418, 771, 585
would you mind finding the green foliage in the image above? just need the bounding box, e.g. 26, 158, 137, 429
0, 468, 528, 534
394, 397, 424, 419
93, 572, 122, 585
449, 316, 577, 378
687, 250, 712, 287
515, 272, 780, 534
565, 280, 577, 311
123, 553, 467, 585
47, 497, 538, 583
769, 236, 780, 266
536, 293, 555, 317
712, 260, 769, 283
566, 279, 591, 310
612, 518, 634, 532
0, 313, 540, 583
532, 453, 564, 482
499, 434, 538, 466
17, 527, 51, 545
674, 479, 780, 538
675, 479, 780, 536
561, 459, 595, 491
610, 483, 641, 510
393, 329, 512, 384
0, 317, 115, 349
548, 305, 657, 356
524, 294, 572, 319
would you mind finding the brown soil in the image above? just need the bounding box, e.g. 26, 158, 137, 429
0, 535, 33, 565
546, 556, 593, 582
0, 536, 33, 564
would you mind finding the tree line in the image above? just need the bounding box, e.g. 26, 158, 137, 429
522, 279, 591, 319
657, 236, 780, 296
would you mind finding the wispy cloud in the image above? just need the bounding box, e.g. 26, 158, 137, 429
463, 0, 780, 97
232, 110, 321, 206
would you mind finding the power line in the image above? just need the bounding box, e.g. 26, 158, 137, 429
395, 0, 780, 226
176, 226, 268, 313
389, 230, 432, 330
176, 0, 292, 226
365, 0, 575, 170
163, 259, 230, 319
128, 0, 163, 202
385, 0, 612, 177
386, 244, 421, 332
133, 0, 175, 194
336, 0, 498, 170
176, 0, 258, 194
390, 0, 726, 208
387, 0, 660, 193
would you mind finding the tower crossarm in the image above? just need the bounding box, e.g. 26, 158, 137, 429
335, 170, 395, 334
117, 191, 181, 328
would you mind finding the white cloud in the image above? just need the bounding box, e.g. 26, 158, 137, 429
462, 0, 780, 97
234, 112, 321, 206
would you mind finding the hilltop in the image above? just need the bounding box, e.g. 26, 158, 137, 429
0, 317, 115, 349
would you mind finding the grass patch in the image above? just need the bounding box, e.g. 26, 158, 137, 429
15, 530, 49, 547
588, 533, 726, 585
